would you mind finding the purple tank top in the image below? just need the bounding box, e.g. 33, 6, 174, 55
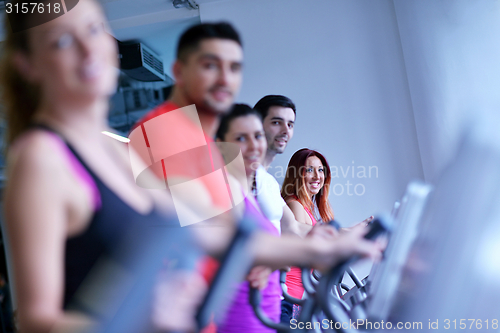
218, 196, 281, 333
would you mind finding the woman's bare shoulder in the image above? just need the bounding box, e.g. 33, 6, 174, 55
9, 130, 64, 164
284, 196, 300, 206
285, 199, 309, 224
6, 130, 70, 186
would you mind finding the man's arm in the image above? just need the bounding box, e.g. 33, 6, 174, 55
120, 143, 238, 257
162, 176, 243, 257
251, 225, 381, 271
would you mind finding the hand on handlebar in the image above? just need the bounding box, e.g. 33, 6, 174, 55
340, 216, 374, 233
311, 225, 383, 272
306, 223, 339, 240
247, 265, 273, 290
361, 215, 375, 226
152, 270, 207, 332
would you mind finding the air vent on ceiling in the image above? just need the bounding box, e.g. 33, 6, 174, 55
142, 48, 164, 75
172, 0, 198, 10
118, 41, 167, 82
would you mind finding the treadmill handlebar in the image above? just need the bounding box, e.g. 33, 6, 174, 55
249, 288, 291, 331
316, 215, 392, 326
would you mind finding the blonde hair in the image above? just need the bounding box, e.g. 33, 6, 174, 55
0, 9, 41, 146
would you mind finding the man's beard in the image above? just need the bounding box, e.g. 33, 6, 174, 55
269, 140, 286, 155
202, 86, 234, 115
201, 98, 232, 115
183, 85, 233, 115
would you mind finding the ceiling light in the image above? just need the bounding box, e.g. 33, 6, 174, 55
102, 131, 130, 143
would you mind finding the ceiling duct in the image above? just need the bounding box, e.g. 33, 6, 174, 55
118, 41, 168, 82
172, 0, 198, 10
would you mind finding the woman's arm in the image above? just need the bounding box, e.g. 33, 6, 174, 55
286, 199, 311, 225
280, 204, 313, 238
3, 134, 96, 333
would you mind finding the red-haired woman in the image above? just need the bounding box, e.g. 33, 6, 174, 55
281, 148, 335, 225
280, 148, 335, 320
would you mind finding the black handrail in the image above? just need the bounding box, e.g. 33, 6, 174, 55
249, 287, 291, 331
316, 216, 391, 332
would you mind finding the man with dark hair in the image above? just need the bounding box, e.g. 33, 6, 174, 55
130, 22, 244, 236
253, 95, 313, 324
176, 22, 242, 62
135, 22, 243, 132
252, 95, 312, 237
254, 95, 296, 168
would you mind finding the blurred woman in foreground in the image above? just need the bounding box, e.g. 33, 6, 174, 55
1, 1, 204, 332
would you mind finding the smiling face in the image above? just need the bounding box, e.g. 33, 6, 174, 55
303, 156, 325, 197
222, 115, 267, 176
262, 106, 295, 154
22, 0, 118, 106
174, 38, 243, 115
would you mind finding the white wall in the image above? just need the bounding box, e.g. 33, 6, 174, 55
393, 0, 500, 183
200, 0, 424, 225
